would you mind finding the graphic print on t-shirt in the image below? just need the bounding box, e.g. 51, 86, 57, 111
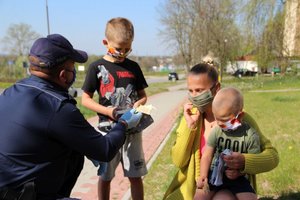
97, 64, 137, 110
98, 65, 115, 99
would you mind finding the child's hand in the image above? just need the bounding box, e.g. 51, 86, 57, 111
196, 177, 207, 189
133, 101, 141, 109
194, 177, 209, 199
183, 103, 200, 128
106, 107, 117, 120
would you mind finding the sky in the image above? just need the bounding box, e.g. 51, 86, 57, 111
0, 0, 170, 56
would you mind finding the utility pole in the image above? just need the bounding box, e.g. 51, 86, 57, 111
219, 39, 228, 82
46, 0, 50, 35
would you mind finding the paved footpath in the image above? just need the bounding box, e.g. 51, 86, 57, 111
71, 84, 187, 200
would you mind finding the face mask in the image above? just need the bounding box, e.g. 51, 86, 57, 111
219, 113, 242, 131
107, 47, 132, 60
65, 68, 76, 87
188, 90, 214, 113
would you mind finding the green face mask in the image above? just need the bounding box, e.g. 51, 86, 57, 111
188, 90, 214, 113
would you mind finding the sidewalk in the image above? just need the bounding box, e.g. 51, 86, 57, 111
71, 85, 187, 200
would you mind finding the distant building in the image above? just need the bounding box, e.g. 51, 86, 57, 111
283, 0, 300, 57
226, 55, 258, 74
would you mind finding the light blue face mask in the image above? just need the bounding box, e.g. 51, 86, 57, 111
188, 89, 214, 113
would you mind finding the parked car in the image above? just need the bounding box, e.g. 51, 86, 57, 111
272, 67, 281, 74
168, 72, 179, 81
233, 69, 257, 77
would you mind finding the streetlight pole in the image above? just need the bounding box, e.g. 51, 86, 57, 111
220, 39, 228, 82
46, 0, 50, 35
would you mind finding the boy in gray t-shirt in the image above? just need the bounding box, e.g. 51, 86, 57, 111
195, 87, 260, 200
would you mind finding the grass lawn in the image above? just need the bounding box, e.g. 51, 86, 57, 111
0, 82, 14, 88
1, 74, 299, 199
144, 75, 300, 200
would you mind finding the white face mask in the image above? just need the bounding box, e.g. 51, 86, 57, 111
219, 113, 242, 131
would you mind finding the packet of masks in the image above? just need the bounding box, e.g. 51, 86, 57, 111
129, 104, 155, 133
136, 104, 155, 115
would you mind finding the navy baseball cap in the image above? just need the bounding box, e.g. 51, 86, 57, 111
29, 34, 88, 68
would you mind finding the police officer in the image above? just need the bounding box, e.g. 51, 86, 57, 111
0, 34, 143, 200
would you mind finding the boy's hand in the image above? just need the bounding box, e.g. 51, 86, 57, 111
183, 103, 200, 128
196, 176, 207, 189
133, 101, 141, 109
119, 109, 143, 129
106, 107, 117, 120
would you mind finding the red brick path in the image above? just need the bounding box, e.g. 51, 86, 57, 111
72, 92, 186, 200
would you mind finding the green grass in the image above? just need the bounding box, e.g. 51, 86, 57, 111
222, 74, 300, 91
244, 91, 300, 199
0, 82, 14, 88
75, 95, 100, 119
143, 122, 180, 200
2, 74, 300, 199
144, 75, 300, 200
145, 80, 185, 96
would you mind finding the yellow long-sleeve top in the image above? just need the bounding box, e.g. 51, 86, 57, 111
163, 112, 279, 200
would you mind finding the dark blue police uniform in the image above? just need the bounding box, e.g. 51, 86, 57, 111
0, 75, 126, 199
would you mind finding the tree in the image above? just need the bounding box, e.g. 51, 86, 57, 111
159, 0, 200, 73
194, 0, 242, 80
2, 23, 40, 56
256, 11, 286, 72
159, 0, 243, 80
240, 0, 286, 72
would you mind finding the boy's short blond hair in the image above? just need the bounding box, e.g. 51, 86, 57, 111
105, 17, 134, 43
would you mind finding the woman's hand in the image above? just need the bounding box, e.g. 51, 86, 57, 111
183, 103, 200, 128
222, 152, 245, 170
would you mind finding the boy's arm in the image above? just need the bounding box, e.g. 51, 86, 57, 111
133, 89, 147, 108
81, 91, 115, 119
200, 146, 214, 180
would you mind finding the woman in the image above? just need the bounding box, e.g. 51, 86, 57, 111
163, 63, 279, 200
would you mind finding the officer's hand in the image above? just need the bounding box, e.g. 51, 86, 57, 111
119, 109, 143, 129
